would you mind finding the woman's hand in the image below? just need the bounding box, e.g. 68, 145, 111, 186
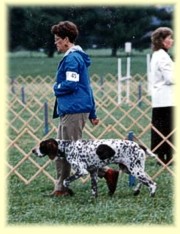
90, 118, 99, 126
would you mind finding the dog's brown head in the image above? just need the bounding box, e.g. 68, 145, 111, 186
32, 138, 59, 160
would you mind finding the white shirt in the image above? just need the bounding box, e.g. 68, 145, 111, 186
150, 49, 174, 107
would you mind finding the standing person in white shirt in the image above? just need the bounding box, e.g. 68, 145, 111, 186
150, 27, 174, 165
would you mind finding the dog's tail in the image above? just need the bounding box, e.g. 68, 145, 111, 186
139, 145, 156, 157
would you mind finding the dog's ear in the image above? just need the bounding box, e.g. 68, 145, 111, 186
96, 144, 115, 160
40, 139, 58, 160
47, 140, 58, 160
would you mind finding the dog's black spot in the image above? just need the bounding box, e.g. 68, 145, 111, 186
96, 144, 115, 160
58, 149, 65, 158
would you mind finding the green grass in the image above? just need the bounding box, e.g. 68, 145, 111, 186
8, 165, 174, 225
8, 49, 150, 78
7, 92, 174, 225
7, 49, 174, 225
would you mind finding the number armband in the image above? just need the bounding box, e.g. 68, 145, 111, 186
66, 71, 80, 82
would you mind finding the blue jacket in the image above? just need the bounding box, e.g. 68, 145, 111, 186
53, 46, 97, 119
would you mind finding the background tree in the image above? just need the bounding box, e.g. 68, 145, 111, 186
8, 6, 173, 57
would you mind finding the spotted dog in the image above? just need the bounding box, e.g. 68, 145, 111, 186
32, 138, 157, 197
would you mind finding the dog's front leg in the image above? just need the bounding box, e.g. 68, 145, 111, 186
63, 172, 82, 188
89, 170, 98, 198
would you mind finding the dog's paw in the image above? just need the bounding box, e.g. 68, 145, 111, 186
150, 192, 155, 197
133, 190, 140, 196
150, 183, 157, 197
63, 180, 69, 188
91, 189, 98, 198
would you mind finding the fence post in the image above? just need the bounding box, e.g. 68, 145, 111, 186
44, 102, 49, 135
126, 57, 131, 103
117, 57, 131, 104
128, 131, 136, 187
100, 76, 104, 96
21, 86, 26, 104
117, 58, 122, 104
11, 78, 16, 94
138, 82, 142, 108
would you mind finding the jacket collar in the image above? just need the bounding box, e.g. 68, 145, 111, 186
64, 45, 83, 57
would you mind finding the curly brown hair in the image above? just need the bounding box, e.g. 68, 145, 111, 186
151, 27, 173, 51
51, 21, 79, 43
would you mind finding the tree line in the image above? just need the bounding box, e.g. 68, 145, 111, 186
8, 6, 173, 57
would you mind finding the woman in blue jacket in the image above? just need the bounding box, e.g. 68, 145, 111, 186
50, 21, 119, 197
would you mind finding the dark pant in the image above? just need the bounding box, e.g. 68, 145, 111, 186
151, 106, 174, 163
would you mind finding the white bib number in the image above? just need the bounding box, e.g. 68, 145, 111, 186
66, 71, 79, 82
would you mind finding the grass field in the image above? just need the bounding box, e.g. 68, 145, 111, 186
7, 49, 175, 226
8, 49, 150, 78
8, 167, 174, 225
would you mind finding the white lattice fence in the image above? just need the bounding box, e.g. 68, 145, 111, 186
7, 74, 175, 185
